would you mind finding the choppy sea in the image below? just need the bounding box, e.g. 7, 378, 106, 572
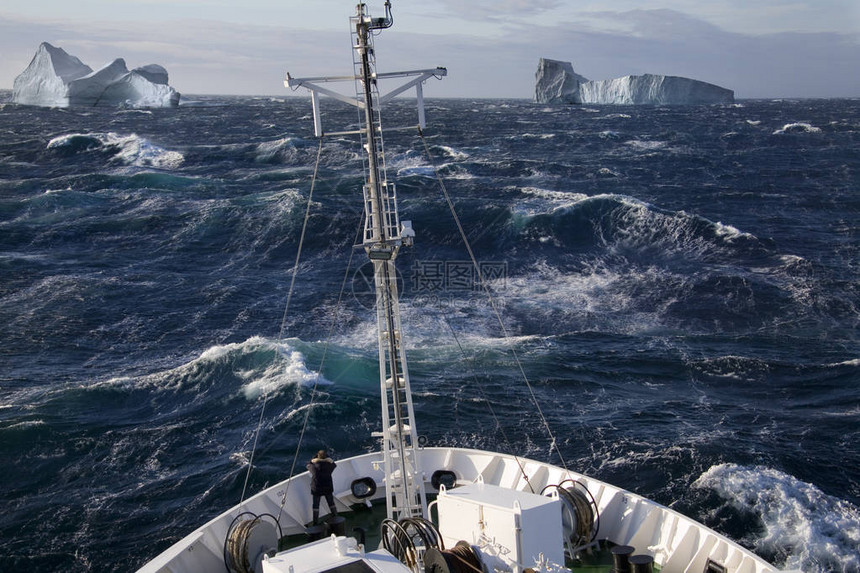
0, 92, 858, 572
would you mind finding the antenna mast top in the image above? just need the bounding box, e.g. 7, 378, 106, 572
284, 1, 445, 138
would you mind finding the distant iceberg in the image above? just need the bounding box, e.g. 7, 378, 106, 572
13, 43, 180, 108
534, 58, 588, 105
535, 57, 733, 105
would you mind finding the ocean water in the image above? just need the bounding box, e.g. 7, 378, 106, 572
0, 93, 858, 572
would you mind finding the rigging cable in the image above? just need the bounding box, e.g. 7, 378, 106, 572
441, 313, 535, 492
240, 137, 324, 504
276, 213, 365, 522
275, 171, 367, 523
417, 128, 572, 478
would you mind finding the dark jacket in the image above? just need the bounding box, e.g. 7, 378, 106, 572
306, 457, 336, 494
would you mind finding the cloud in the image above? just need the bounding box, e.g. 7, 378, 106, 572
494, 9, 860, 98
0, 15, 348, 95
432, 0, 562, 21
583, 8, 725, 39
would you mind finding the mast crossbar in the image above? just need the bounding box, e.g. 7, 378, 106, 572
284, 68, 446, 137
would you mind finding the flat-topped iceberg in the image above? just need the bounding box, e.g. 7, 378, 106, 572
13, 43, 180, 108
578, 74, 734, 105
535, 57, 733, 105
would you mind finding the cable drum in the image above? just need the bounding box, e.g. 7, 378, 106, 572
542, 480, 599, 550
424, 542, 485, 573
224, 512, 282, 573
382, 517, 445, 572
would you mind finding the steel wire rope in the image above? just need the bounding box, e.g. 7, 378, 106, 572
446, 543, 485, 573
275, 183, 367, 523
381, 519, 416, 568
239, 137, 324, 504
440, 313, 536, 492
399, 517, 444, 552
417, 128, 573, 479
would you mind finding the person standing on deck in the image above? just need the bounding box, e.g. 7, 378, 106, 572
307, 449, 337, 525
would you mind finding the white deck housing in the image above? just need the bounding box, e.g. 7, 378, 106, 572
262, 536, 409, 573
436, 480, 565, 572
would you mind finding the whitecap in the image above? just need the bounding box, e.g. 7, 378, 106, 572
625, 139, 667, 151
435, 145, 470, 160
386, 149, 435, 177
773, 122, 821, 135
518, 133, 556, 140
594, 167, 619, 178
713, 221, 747, 239
397, 166, 437, 178
518, 187, 587, 203
111, 134, 185, 168
47, 133, 103, 151
195, 337, 330, 391
44, 186, 73, 194
4, 419, 46, 430
511, 187, 588, 218
46, 131, 184, 168
100, 336, 330, 399
242, 345, 329, 400
255, 137, 299, 163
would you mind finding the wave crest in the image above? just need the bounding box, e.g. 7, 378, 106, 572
773, 122, 822, 135
47, 132, 184, 168
519, 193, 766, 264
115, 336, 330, 400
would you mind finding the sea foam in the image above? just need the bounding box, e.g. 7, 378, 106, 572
773, 122, 822, 135
695, 463, 860, 573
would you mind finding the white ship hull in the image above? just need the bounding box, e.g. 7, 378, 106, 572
138, 447, 776, 573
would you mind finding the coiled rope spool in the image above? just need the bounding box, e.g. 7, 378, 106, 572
382, 517, 445, 572
542, 480, 599, 550
424, 541, 484, 573
224, 512, 282, 573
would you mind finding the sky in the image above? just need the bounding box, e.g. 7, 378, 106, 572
0, 0, 858, 99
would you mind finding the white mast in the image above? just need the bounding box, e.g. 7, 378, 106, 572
285, 2, 446, 522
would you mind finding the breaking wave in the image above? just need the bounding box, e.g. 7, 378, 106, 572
47, 131, 184, 168
516, 193, 766, 264
107, 336, 331, 400
773, 122, 822, 135
695, 464, 860, 573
